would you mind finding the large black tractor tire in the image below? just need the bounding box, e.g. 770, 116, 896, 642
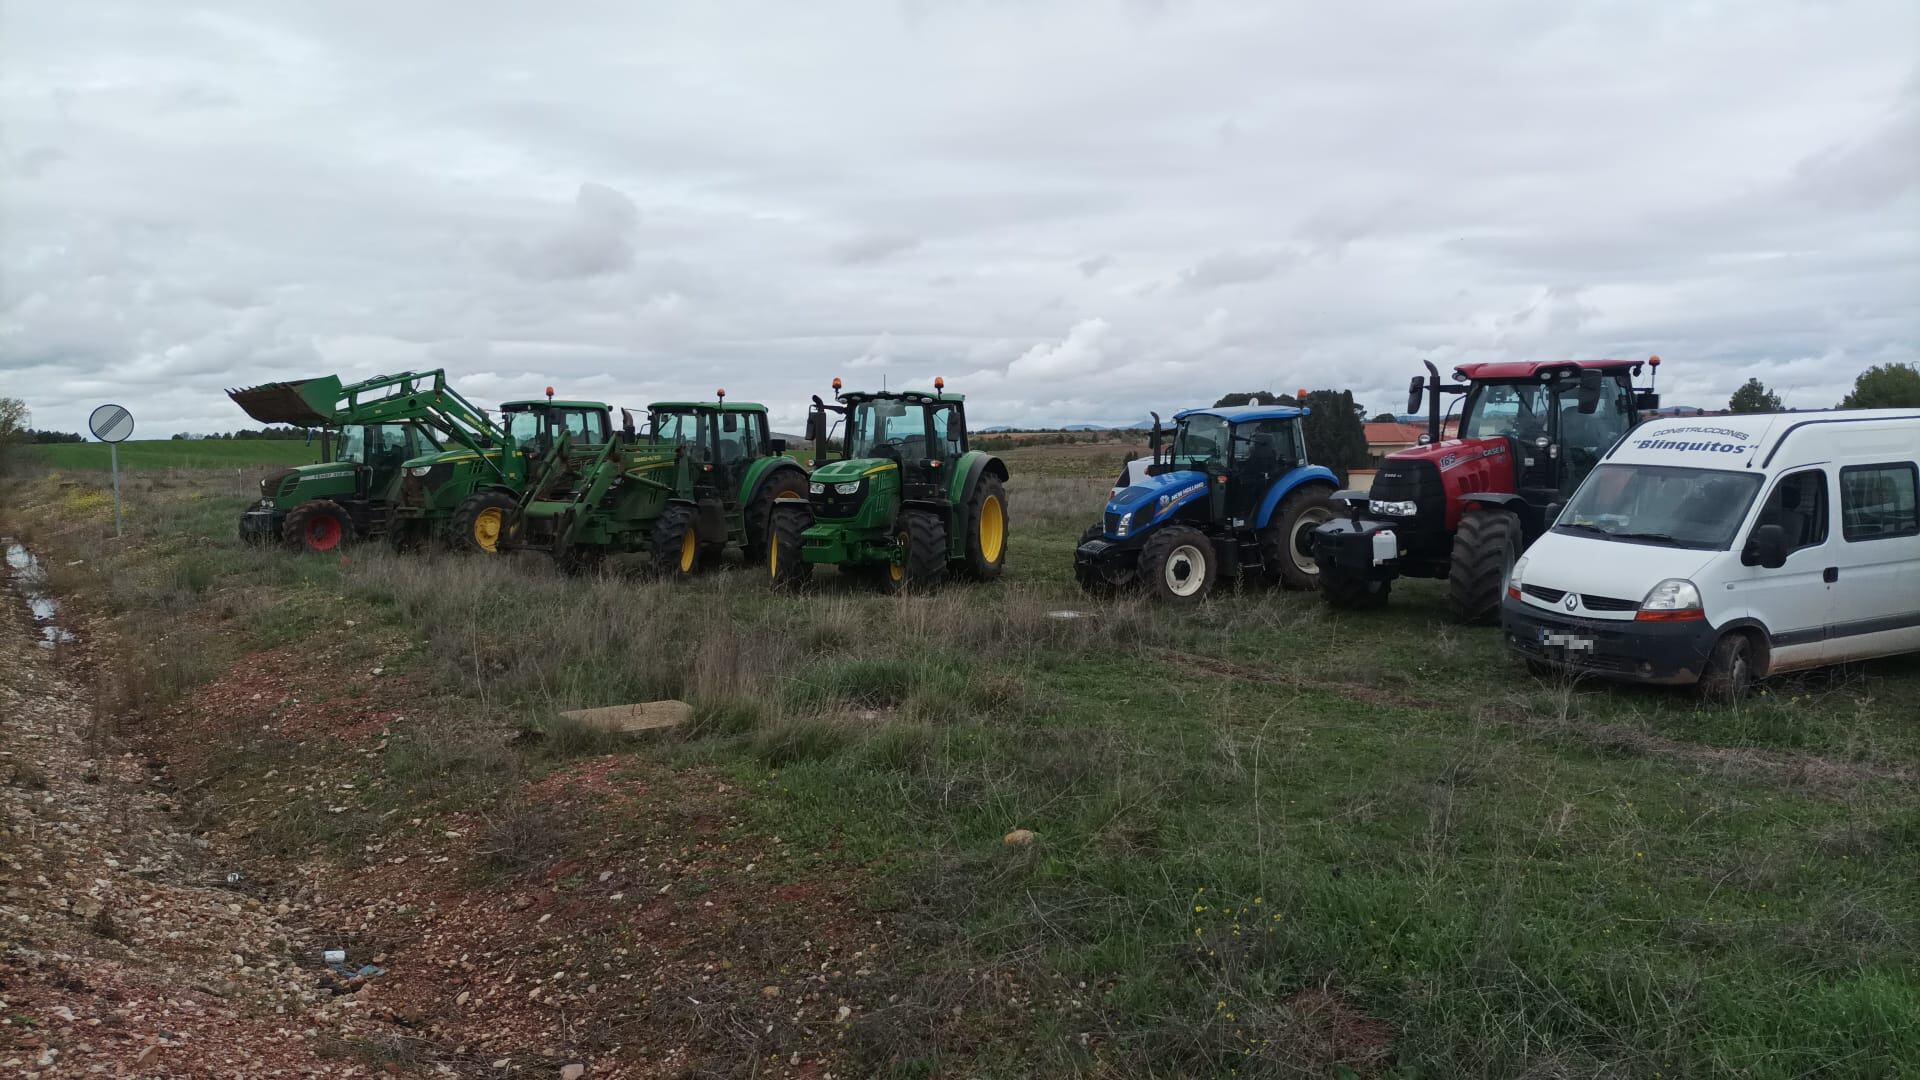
1447, 507, 1525, 625
768, 504, 814, 590
884, 508, 947, 593
651, 503, 704, 580
1140, 524, 1217, 605
450, 490, 520, 555
1074, 524, 1121, 597
1320, 566, 1391, 610
1260, 486, 1338, 590
953, 474, 1009, 582
385, 520, 429, 554
281, 501, 353, 554
744, 468, 809, 563
1698, 632, 1757, 703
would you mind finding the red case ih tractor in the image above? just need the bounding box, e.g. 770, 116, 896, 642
1312, 356, 1662, 622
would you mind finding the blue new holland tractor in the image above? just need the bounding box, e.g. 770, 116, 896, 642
1073, 404, 1341, 603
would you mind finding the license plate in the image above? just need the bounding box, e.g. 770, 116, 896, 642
1540, 629, 1595, 653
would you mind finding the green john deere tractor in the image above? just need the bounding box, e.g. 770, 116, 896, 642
228, 371, 501, 552
767, 377, 1009, 591
486, 393, 809, 574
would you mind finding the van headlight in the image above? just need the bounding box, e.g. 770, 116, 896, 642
1509, 555, 1528, 587
1372, 499, 1417, 517
1636, 578, 1705, 622
808, 482, 826, 495
834, 481, 861, 496
1114, 511, 1133, 538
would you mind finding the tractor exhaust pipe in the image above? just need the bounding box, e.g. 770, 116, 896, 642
1423, 359, 1443, 444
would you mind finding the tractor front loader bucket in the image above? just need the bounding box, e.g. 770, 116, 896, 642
227, 376, 344, 427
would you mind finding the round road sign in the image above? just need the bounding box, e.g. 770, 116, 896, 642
89, 404, 135, 443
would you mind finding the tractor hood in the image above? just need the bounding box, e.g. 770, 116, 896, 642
811, 458, 899, 485
401, 446, 510, 471
228, 376, 343, 427
1105, 468, 1211, 526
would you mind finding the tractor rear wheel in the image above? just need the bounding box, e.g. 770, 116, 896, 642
884, 508, 947, 593
768, 504, 813, 589
953, 475, 1009, 581
450, 490, 519, 554
281, 501, 352, 554
1141, 525, 1216, 605
1260, 486, 1337, 590
1319, 566, 1390, 610
745, 468, 809, 563
1447, 507, 1524, 625
651, 503, 704, 580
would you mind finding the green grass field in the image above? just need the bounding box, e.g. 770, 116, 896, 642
16, 439, 319, 471
5, 460, 1915, 1077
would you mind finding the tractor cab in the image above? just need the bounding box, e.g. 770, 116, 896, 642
335, 423, 440, 500
646, 396, 780, 496
499, 395, 614, 455
1453, 366, 1641, 497
805, 380, 969, 511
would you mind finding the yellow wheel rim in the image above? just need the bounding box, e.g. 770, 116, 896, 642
679, 527, 697, 572
769, 536, 780, 578
889, 530, 908, 582
979, 495, 1005, 563
473, 507, 503, 553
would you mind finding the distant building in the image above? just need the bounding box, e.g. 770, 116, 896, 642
1364, 421, 1430, 462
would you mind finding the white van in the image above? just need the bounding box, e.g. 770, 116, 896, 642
1503, 408, 1919, 697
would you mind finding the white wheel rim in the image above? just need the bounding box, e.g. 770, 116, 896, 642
1165, 544, 1207, 596
1290, 508, 1331, 574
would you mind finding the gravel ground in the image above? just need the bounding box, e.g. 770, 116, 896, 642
0, 583, 429, 1076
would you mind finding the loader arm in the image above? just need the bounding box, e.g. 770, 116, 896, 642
334, 371, 507, 479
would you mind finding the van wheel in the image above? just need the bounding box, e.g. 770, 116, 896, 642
1698, 633, 1755, 702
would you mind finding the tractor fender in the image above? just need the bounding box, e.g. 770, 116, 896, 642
1456, 492, 1547, 538
1251, 466, 1340, 529
948, 452, 1010, 508
743, 458, 808, 506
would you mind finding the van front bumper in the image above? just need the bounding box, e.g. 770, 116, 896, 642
1502, 597, 1716, 685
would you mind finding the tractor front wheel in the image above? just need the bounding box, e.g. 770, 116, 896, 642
768, 504, 813, 589
450, 490, 519, 554
651, 503, 704, 580
884, 509, 947, 593
1319, 566, 1390, 610
1447, 507, 1524, 625
1261, 487, 1337, 590
1140, 525, 1216, 605
281, 501, 353, 554
745, 468, 809, 563
953, 475, 1009, 581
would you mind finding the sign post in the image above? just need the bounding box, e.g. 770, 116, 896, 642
87, 404, 135, 537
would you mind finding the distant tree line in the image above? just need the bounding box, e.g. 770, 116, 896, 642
170, 426, 312, 441
24, 429, 85, 443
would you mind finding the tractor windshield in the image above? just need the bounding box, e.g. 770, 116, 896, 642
1555, 464, 1762, 549
502, 409, 542, 443
651, 410, 698, 444
1173, 415, 1230, 463
847, 399, 934, 459
1462, 382, 1553, 441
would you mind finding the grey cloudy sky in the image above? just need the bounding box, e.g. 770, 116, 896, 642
2, 0, 1915, 436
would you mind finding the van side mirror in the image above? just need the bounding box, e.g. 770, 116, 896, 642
1743, 523, 1790, 569
1577, 371, 1603, 414
1406, 376, 1425, 417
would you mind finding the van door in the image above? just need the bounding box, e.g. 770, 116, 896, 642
1828, 460, 1920, 661
1726, 468, 1834, 672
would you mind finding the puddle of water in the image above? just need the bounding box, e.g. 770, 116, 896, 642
2, 538, 76, 648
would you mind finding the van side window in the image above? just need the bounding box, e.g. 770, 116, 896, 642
1839, 463, 1919, 542
1755, 470, 1828, 553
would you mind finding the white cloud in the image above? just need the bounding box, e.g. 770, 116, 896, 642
0, 0, 1914, 437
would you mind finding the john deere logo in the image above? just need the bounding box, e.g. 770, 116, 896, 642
1564, 593, 1578, 611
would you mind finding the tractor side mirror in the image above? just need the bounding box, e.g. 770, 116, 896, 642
621, 408, 636, 439
723, 412, 738, 433
769, 438, 788, 455
948, 410, 966, 447
1406, 376, 1425, 417
1632, 389, 1661, 415
805, 406, 825, 443
1743, 523, 1790, 569
1577, 370, 1603, 414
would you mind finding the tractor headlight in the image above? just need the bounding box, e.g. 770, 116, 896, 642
1114, 511, 1133, 538
1372, 499, 1417, 517
808, 482, 826, 495
407, 465, 432, 478
833, 481, 861, 496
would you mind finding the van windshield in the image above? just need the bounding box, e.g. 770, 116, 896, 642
1554, 464, 1763, 550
